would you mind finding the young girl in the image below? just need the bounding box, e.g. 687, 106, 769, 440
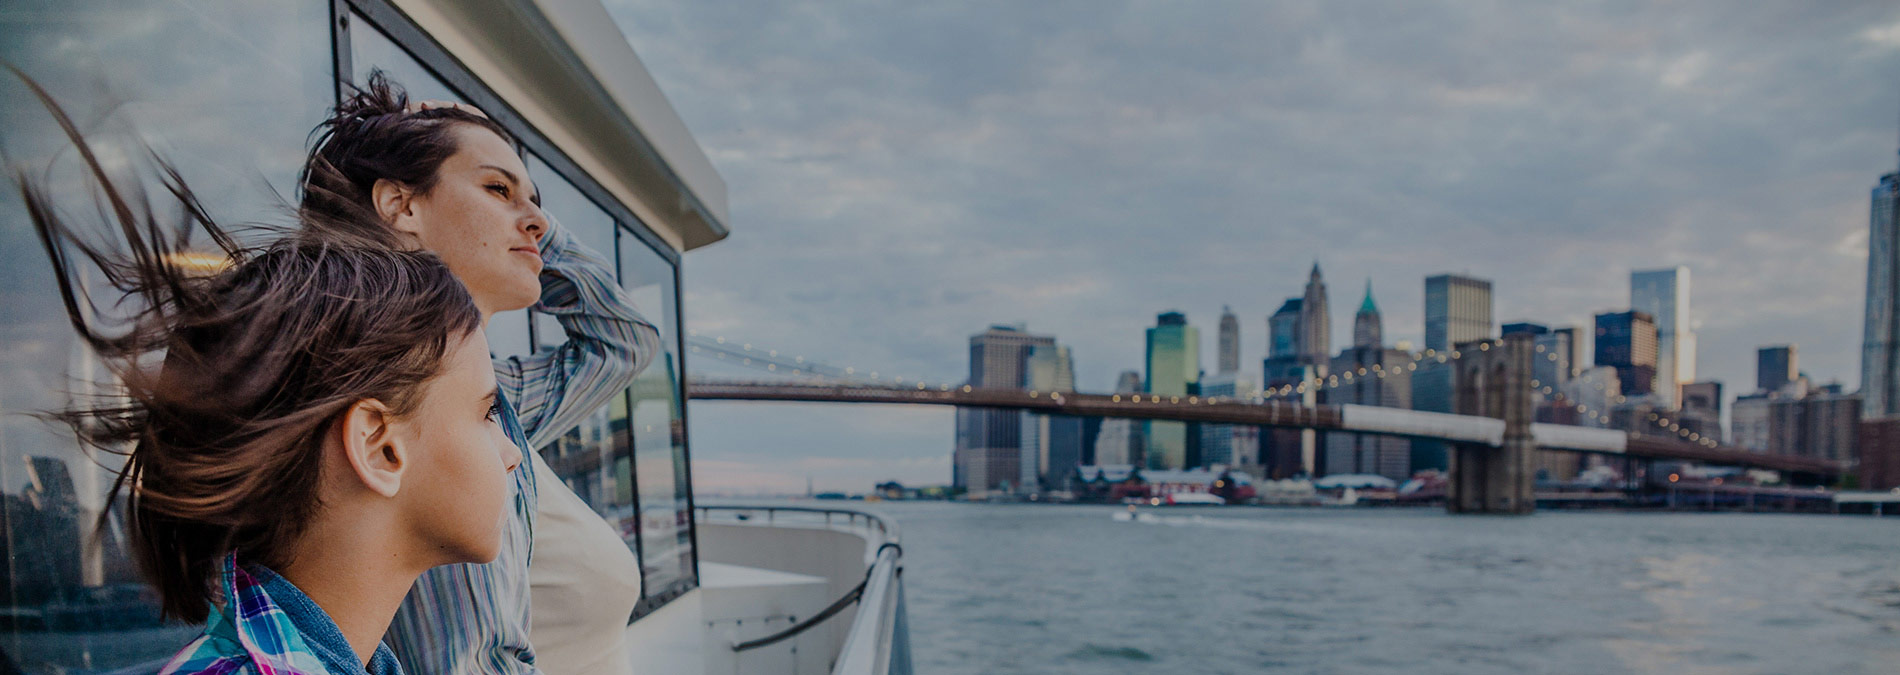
18, 78, 522, 675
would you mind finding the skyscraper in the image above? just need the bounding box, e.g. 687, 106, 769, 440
1758, 345, 1797, 394
1631, 267, 1695, 408
1020, 343, 1079, 490
1300, 264, 1331, 367
1267, 298, 1303, 359
1145, 311, 1201, 470
1218, 306, 1240, 375
1414, 273, 1493, 471
1424, 274, 1494, 351
1595, 310, 1658, 398
956, 324, 1056, 493
1353, 280, 1381, 349
1863, 161, 1900, 419
1093, 371, 1145, 466
1198, 372, 1259, 468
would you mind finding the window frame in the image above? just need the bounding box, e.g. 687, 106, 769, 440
333, 0, 699, 620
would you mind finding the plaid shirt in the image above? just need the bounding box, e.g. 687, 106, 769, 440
156, 554, 387, 675
382, 218, 660, 675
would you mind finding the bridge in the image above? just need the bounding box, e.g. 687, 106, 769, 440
685, 333, 1848, 514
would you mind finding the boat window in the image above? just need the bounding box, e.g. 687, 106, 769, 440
0, 1, 333, 671
523, 153, 633, 522
619, 233, 695, 605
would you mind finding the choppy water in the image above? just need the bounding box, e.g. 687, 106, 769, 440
885, 503, 1900, 674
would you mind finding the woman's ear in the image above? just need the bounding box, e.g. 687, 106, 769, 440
370, 178, 422, 238
339, 399, 406, 498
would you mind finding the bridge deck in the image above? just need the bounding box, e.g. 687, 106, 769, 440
687, 380, 1844, 477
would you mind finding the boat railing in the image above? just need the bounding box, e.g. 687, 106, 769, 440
695, 505, 912, 675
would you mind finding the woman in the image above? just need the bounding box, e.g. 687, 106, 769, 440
16, 79, 523, 674
300, 72, 658, 675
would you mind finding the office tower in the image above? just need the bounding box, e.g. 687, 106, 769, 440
1268, 298, 1303, 359
1300, 264, 1331, 367
1678, 381, 1724, 443
1424, 274, 1494, 352
1145, 311, 1201, 470
1323, 345, 1414, 481
1863, 157, 1900, 419
1414, 273, 1493, 471
1550, 327, 1581, 381
1561, 366, 1622, 427
1218, 306, 1240, 375
1594, 310, 1658, 398
1632, 267, 1695, 408
1769, 390, 1861, 461
1502, 322, 1576, 390
1759, 345, 1797, 394
1353, 280, 1382, 349
955, 324, 1056, 493
1732, 394, 1772, 451
1020, 344, 1079, 490
1199, 372, 1259, 468
1093, 371, 1145, 466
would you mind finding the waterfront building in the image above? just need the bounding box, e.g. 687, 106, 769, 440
1561, 366, 1622, 427
1301, 264, 1332, 368
1323, 346, 1414, 481
1732, 394, 1773, 452
1861, 157, 1900, 419
1145, 312, 1201, 470
1261, 353, 1316, 478
1860, 418, 1900, 490
1020, 343, 1081, 491
1414, 274, 1493, 472
1631, 267, 1695, 408
1595, 310, 1658, 398
956, 324, 1056, 493
1199, 372, 1260, 469
1218, 305, 1241, 375
1768, 387, 1861, 462
1092, 371, 1147, 466
1353, 281, 1382, 349
1759, 345, 1797, 394
1678, 381, 1723, 444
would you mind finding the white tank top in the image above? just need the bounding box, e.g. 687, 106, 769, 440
527, 451, 642, 675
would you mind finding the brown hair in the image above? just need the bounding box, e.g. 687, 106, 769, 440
298, 70, 517, 248
11, 69, 485, 623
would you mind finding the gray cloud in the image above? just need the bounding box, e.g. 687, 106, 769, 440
604, 0, 1900, 492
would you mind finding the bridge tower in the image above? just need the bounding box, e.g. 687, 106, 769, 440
1448, 332, 1536, 514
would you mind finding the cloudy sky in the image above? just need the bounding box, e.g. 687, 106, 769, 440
601, 1, 1900, 494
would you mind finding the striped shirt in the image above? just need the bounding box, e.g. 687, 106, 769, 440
157, 554, 402, 675
383, 217, 661, 675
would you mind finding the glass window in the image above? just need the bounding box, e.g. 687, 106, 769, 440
618, 233, 692, 598
0, 1, 332, 672
347, 11, 533, 360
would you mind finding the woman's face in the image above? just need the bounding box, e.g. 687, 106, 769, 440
402, 125, 547, 316
397, 331, 523, 564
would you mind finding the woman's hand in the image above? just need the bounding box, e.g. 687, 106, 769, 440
407, 99, 489, 119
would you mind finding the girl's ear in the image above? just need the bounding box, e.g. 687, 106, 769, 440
338, 399, 406, 498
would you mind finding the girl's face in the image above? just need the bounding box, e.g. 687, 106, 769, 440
397, 331, 522, 564
400, 125, 547, 316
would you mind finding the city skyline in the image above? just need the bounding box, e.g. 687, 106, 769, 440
606, 0, 1900, 492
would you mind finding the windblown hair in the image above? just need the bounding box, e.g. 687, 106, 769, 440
299, 69, 516, 247
11, 69, 485, 623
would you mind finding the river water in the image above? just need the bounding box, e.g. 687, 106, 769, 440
883, 503, 1900, 674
